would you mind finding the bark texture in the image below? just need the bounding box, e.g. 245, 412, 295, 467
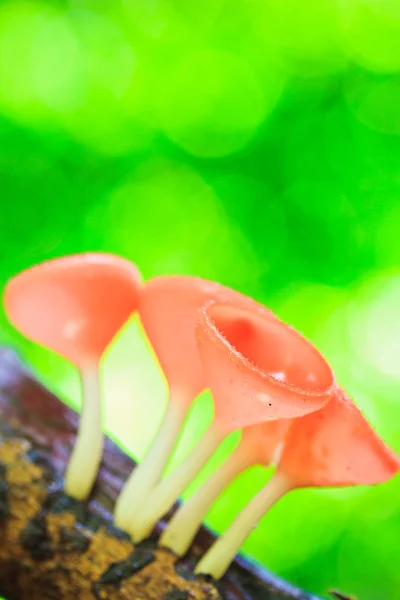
0, 347, 326, 600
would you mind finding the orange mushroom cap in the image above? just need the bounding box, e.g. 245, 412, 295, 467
278, 386, 400, 488
138, 276, 277, 404
196, 301, 336, 430
4, 253, 142, 367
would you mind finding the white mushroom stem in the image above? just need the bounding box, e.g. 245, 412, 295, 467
160, 440, 255, 556
64, 363, 103, 501
195, 471, 292, 579
114, 397, 188, 531
129, 423, 227, 542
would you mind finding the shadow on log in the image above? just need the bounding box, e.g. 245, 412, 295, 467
0, 347, 327, 600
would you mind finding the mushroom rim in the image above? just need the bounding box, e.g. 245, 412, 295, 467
4, 252, 143, 291
197, 300, 336, 398
139, 274, 275, 318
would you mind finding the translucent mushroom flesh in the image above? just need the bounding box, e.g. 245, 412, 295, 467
115, 275, 276, 532
4, 252, 142, 500
5, 254, 398, 585
129, 300, 335, 542
160, 419, 291, 556
196, 386, 400, 579
278, 386, 400, 488
198, 302, 336, 429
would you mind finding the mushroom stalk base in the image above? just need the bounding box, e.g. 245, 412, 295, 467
130, 425, 226, 542
195, 472, 291, 579
160, 442, 254, 556
64, 364, 103, 501
0, 348, 324, 600
115, 397, 187, 532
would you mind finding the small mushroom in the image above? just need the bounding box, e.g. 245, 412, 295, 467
195, 386, 400, 579
160, 418, 291, 557
130, 300, 335, 541
114, 275, 277, 532
4, 253, 141, 500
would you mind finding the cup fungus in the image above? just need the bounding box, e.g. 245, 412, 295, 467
115, 275, 278, 532
4, 253, 142, 500
129, 300, 335, 542
195, 386, 400, 579
160, 418, 291, 557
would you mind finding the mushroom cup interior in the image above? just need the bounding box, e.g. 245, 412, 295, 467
209, 303, 334, 395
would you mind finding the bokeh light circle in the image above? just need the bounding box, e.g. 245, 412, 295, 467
267, 0, 346, 77
122, 0, 225, 41
349, 275, 400, 381
338, 0, 400, 73
0, 1, 79, 120
85, 158, 259, 283
155, 50, 272, 157
60, 11, 153, 156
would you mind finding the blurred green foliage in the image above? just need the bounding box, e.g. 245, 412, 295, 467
0, 0, 400, 598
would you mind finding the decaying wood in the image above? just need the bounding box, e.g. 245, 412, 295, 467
0, 347, 325, 600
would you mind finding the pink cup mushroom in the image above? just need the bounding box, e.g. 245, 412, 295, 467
114, 275, 277, 532
160, 418, 291, 556
195, 386, 400, 579
4, 253, 142, 501
129, 300, 335, 542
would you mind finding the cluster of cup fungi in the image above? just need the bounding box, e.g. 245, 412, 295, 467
3, 252, 400, 581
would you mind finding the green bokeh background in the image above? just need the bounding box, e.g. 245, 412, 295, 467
0, 0, 400, 598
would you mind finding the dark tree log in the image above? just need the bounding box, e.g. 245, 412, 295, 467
0, 347, 328, 600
